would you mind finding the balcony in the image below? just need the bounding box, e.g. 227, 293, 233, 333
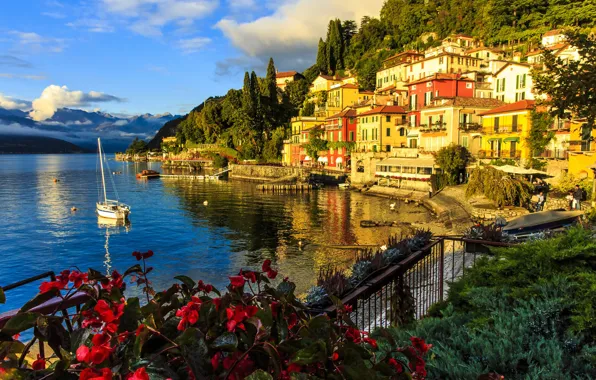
568, 140, 592, 152
394, 119, 408, 126
459, 122, 482, 131
476, 82, 492, 90
483, 125, 520, 134
420, 122, 447, 133
536, 149, 568, 159
478, 150, 522, 159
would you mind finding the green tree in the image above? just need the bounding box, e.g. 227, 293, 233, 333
315, 38, 328, 74
263, 57, 278, 106
342, 20, 357, 47
303, 127, 328, 161
302, 101, 315, 117
533, 30, 596, 129
326, 19, 345, 73
525, 110, 555, 169
355, 58, 381, 91
126, 137, 148, 154
285, 79, 310, 112
263, 126, 287, 161
435, 144, 472, 185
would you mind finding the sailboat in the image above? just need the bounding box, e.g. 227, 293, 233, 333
96, 138, 131, 220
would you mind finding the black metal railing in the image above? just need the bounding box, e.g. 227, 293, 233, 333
312, 237, 513, 331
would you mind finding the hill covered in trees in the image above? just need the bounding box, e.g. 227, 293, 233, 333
0, 135, 89, 154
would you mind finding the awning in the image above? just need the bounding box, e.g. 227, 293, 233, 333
318, 156, 328, 163
377, 157, 436, 168
304, 156, 311, 161
491, 165, 551, 176
503, 137, 520, 142
424, 110, 445, 116
335, 157, 343, 163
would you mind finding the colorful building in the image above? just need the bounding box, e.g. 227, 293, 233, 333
465, 46, 505, 61
491, 62, 533, 103
356, 105, 407, 153
405, 53, 482, 83
276, 71, 304, 91
322, 83, 360, 117
477, 100, 535, 162
407, 73, 475, 127
322, 108, 357, 169
286, 116, 325, 165
376, 51, 424, 90
309, 74, 349, 93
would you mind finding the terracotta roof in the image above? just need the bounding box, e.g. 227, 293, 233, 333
543, 29, 563, 37
478, 100, 535, 116
276, 71, 298, 78
423, 97, 505, 110
353, 99, 373, 108
359, 90, 374, 95
382, 50, 423, 63
317, 74, 348, 81
326, 109, 357, 120
406, 51, 481, 66
407, 73, 473, 86
526, 43, 570, 57
357, 105, 406, 116
493, 61, 530, 76
339, 83, 359, 89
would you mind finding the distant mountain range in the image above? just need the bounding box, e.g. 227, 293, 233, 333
0, 107, 179, 152
0, 134, 89, 154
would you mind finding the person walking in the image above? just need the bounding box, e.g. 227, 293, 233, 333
428, 182, 433, 198
566, 191, 574, 211
573, 185, 583, 210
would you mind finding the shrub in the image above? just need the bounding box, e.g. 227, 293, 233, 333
212, 154, 228, 169
551, 172, 592, 196
466, 166, 533, 208
434, 144, 472, 185
0, 253, 430, 379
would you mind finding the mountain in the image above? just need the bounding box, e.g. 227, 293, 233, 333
0, 108, 179, 152
0, 135, 89, 154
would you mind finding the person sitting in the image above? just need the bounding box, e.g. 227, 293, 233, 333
535, 191, 545, 212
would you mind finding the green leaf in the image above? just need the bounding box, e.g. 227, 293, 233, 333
307, 316, 331, 340
118, 297, 142, 333
19, 289, 60, 313
263, 343, 282, 379
277, 281, 296, 297
291, 340, 327, 365
1, 312, 39, 336
134, 326, 150, 358
70, 328, 92, 354
245, 369, 274, 380
131, 358, 180, 380
0, 287, 5, 304
174, 275, 196, 289
212, 332, 238, 351
124, 264, 143, 277
175, 327, 209, 378
87, 268, 107, 281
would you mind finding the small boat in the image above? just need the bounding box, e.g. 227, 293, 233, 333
113, 171, 122, 175
136, 169, 160, 179
502, 209, 583, 239
97, 138, 131, 220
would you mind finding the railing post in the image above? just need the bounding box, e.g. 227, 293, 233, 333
439, 239, 444, 302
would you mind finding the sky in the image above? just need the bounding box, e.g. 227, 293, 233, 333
0, 0, 385, 118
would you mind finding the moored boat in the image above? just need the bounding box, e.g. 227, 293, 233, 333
136, 169, 160, 179
96, 138, 131, 220
502, 209, 583, 239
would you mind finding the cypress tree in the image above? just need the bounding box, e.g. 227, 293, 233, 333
326, 20, 337, 73
316, 38, 328, 74
334, 19, 345, 70
250, 71, 263, 133
264, 57, 278, 106
242, 71, 255, 119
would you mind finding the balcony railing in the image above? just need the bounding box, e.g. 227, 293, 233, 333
394, 119, 408, 126
568, 140, 592, 152
459, 122, 482, 131
420, 123, 447, 133
478, 150, 522, 159
536, 149, 568, 159
483, 125, 520, 134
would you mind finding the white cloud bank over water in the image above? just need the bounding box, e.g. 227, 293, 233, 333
29, 85, 125, 121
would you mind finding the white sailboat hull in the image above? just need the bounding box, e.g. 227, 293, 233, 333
96, 202, 130, 220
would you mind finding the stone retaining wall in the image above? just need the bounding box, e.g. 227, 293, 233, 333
470, 207, 529, 221
229, 164, 306, 182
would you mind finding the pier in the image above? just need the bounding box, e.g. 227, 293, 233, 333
256, 183, 314, 192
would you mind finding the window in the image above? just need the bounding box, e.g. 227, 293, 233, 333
424, 92, 432, 106
428, 116, 433, 126
412, 85, 417, 90
349, 117, 354, 124
349, 131, 354, 141
426, 81, 432, 88
386, 116, 391, 122
410, 115, 416, 126
466, 82, 473, 89
439, 57, 444, 64
409, 139, 417, 148
515, 92, 526, 101
386, 145, 391, 152
462, 136, 468, 147
494, 117, 500, 132
386, 127, 391, 136
512, 115, 518, 132
399, 127, 405, 136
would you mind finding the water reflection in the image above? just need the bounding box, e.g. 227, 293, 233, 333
97, 217, 131, 275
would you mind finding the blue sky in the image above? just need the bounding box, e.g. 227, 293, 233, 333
0, 0, 384, 118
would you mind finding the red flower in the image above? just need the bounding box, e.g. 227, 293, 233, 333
363, 337, 378, 349
135, 324, 145, 336
31, 355, 45, 370
198, 280, 213, 293
106, 322, 118, 334
92, 332, 111, 347
132, 251, 143, 261
222, 352, 255, 380
410, 337, 432, 355
242, 270, 257, 283
287, 313, 298, 330
56, 269, 71, 283
270, 301, 280, 318
68, 271, 88, 287
331, 352, 339, 361
266, 269, 278, 279
211, 352, 221, 370
90, 345, 111, 365
39, 280, 66, 293
229, 276, 245, 289
287, 363, 301, 373
175, 297, 201, 331
142, 250, 154, 259
128, 367, 149, 380
94, 300, 117, 323
212, 298, 221, 311
117, 332, 130, 343
388, 358, 403, 373
76, 345, 91, 363
262, 259, 272, 272
101, 270, 124, 292
12, 333, 20, 340
341, 304, 353, 313
225, 305, 258, 332
80, 368, 112, 380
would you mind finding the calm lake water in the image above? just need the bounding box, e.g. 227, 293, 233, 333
0, 154, 441, 312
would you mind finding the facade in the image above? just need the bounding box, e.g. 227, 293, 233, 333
416, 97, 505, 153
275, 71, 304, 90
477, 100, 536, 162
309, 74, 349, 93
287, 116, 325, 165
542, 30, 566, 47
323, 108, 357, 169
323, 83, 360, 117
376, 51, 424, 90
356, 105, 407, 153
491, 62, 533, 103
405, 53, 482, 83
407, 74, 475, 127
465, 46, 505, 61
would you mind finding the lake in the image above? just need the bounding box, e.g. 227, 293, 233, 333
0, 154, 440, 312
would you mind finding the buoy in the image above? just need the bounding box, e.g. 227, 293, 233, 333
71, 206, 77, 212
53, 178, 59, 183
203, 200, 208, 206
380, 245, 388, 251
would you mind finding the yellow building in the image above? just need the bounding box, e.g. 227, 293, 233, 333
567, 118, 596, 177
309, 74, 346, 93
356, 105, 408, 153
285, 116, 326, 165
477, 100, 536, 162
324, 83, 360, 117
376, 51, 423, 91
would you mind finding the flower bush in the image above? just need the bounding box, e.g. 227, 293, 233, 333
0, 254, 431, 379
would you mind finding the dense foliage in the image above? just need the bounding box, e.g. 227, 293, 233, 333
434, 144, 472, 185
550, 171, 593, 195
0, 254, 431, 379
466, 166, 533, 207
533, 31, 596, 129
125, 138, 148, 155
374, 227, 596, 379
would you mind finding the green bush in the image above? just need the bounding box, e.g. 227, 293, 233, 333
551, 172, 593, 196
212, 154, 228, 169
373, 227, 596, 379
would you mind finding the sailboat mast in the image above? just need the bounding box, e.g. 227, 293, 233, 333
98, 138, 108, 204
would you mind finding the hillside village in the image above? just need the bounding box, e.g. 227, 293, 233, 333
277, 30, 588, 188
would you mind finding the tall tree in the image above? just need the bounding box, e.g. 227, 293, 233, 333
326, 20, 338, 73
316, 38, 328, 74
264, 57, 278, 106
342, 20, 357, 47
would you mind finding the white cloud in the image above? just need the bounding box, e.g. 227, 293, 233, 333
101, 0, 219, 37
42, 11, 67, 19
0, 73, 47, 80
177, 36, 211, 54
216, 0, 384, 70
66, 19, 115, 33
8, 31, 67, 53
0, 94, 32, 111
30, 85, 125, 121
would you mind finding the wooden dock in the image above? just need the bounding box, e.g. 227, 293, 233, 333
256, 183, 313, 192
160, 174, 220, 180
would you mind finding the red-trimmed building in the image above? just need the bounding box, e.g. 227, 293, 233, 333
323, 108, 357, 169
407, 73, 475, 127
